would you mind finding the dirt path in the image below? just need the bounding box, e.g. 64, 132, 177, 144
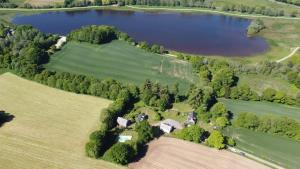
126, 6, 300, 20
276, 47, 300, 63
129, 137, 270, 169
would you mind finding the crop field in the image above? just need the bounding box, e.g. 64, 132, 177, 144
46, 41, 196, 92
0, 73, 124, 169
220, 98, 300, 121
225, 127, 300, 169
129, 137, 269, 169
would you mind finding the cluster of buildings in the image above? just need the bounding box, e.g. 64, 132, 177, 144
117, 111, 197, 134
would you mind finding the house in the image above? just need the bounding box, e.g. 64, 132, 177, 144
117, 117, 130, 128
186, 112, 197, 125
137, 113, 148, 122
161, 119, 183, 129
160, 123, 173, 133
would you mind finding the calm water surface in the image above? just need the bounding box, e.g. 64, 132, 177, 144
12, 10, 268, 56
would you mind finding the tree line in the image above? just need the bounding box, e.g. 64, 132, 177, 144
234, 112, 300, 142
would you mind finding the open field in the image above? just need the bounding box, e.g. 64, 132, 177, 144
0, 73, 124, 169
220, 98, 300, 121
225, 127, 300, 169
24, 0, 63, 6
129, 137, 270, 169
238, 74, 300, 97
46, 41, 196, 91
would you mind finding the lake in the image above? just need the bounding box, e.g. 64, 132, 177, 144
12, 9, 268, 56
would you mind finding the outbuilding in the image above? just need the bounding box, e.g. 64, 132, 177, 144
117, 117, 130, 128
186, 112, 197, 125
160, 123, 173, 133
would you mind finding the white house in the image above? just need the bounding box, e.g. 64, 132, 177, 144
117, 117, 130, 128
160, 123, 173, 133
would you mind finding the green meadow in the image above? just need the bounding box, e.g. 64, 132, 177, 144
46, 40, 197, 91
220, 98, 300, 121
225, 127, 300, 169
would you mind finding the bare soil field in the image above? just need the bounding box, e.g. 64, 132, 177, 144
0, 73, 124, 169
129, 137, 270, 169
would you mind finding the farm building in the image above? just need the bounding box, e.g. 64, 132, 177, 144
117, 117, 130, 127
160, 123, 173, 133
186, 112, 197, 125
137, 113, 148, 122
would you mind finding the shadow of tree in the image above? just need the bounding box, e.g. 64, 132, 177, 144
0, 110, 14, 127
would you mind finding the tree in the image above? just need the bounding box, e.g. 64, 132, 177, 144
175, 125, 205, 143
135, 121, 154, 144
247, 19, 265, 35
234, 112, 259, 130
262, 88, 277, 102
188, 86, 216, 111
206, 131, 225, 149
210, 102, 229, 119
85, 130, 107, 158
211, 68, 235, 97
103, 143, 135, 165
215, 117, 229, 128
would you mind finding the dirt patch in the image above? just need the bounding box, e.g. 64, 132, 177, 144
129, 137, 270, 169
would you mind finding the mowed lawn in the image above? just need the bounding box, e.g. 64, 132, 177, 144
220, 98, 300, 121
225, 127, 300, 169
0, 73, 124, 169
46, 41, 196, 92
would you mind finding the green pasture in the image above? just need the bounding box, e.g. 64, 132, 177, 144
220, 98, 300, 121
46, 41, 196, 92
225, 127, 300, 169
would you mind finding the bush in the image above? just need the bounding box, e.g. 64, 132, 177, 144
215, 117, 230, 128
85, 130, 108, 158
175, 125, 205, 143
210, 102, 229, 120
135, 121, 154, 144
247, 19, 265, 36
103, 143, 135, 165
206, 131, 225, 149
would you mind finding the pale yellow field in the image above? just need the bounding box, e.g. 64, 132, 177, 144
25, 0, 63, 6
0, 73, 124, 169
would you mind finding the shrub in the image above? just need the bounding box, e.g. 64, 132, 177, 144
103, 143, 135, 165
206, 131, 225, 149
85, 130, 108, 158
215, 117, 230, 128
175, 125, 205, 143
135, 121, 154, 144
247, 19, 265, 36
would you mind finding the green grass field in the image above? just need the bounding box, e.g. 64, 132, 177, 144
46, 41, 196, 92
220, 98, 300, 121
225, 127, 300, 169
238, 74, 300, 97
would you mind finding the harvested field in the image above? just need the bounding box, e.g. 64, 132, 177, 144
25, 0, 63, 6
129, 137, 270, 169
0, 73, 123, 169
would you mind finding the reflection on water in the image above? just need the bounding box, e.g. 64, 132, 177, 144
12, 9, 268, 56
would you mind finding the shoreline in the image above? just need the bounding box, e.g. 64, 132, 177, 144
0, 5, 300, 20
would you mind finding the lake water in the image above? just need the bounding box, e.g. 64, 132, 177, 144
12, 9, 268, 56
